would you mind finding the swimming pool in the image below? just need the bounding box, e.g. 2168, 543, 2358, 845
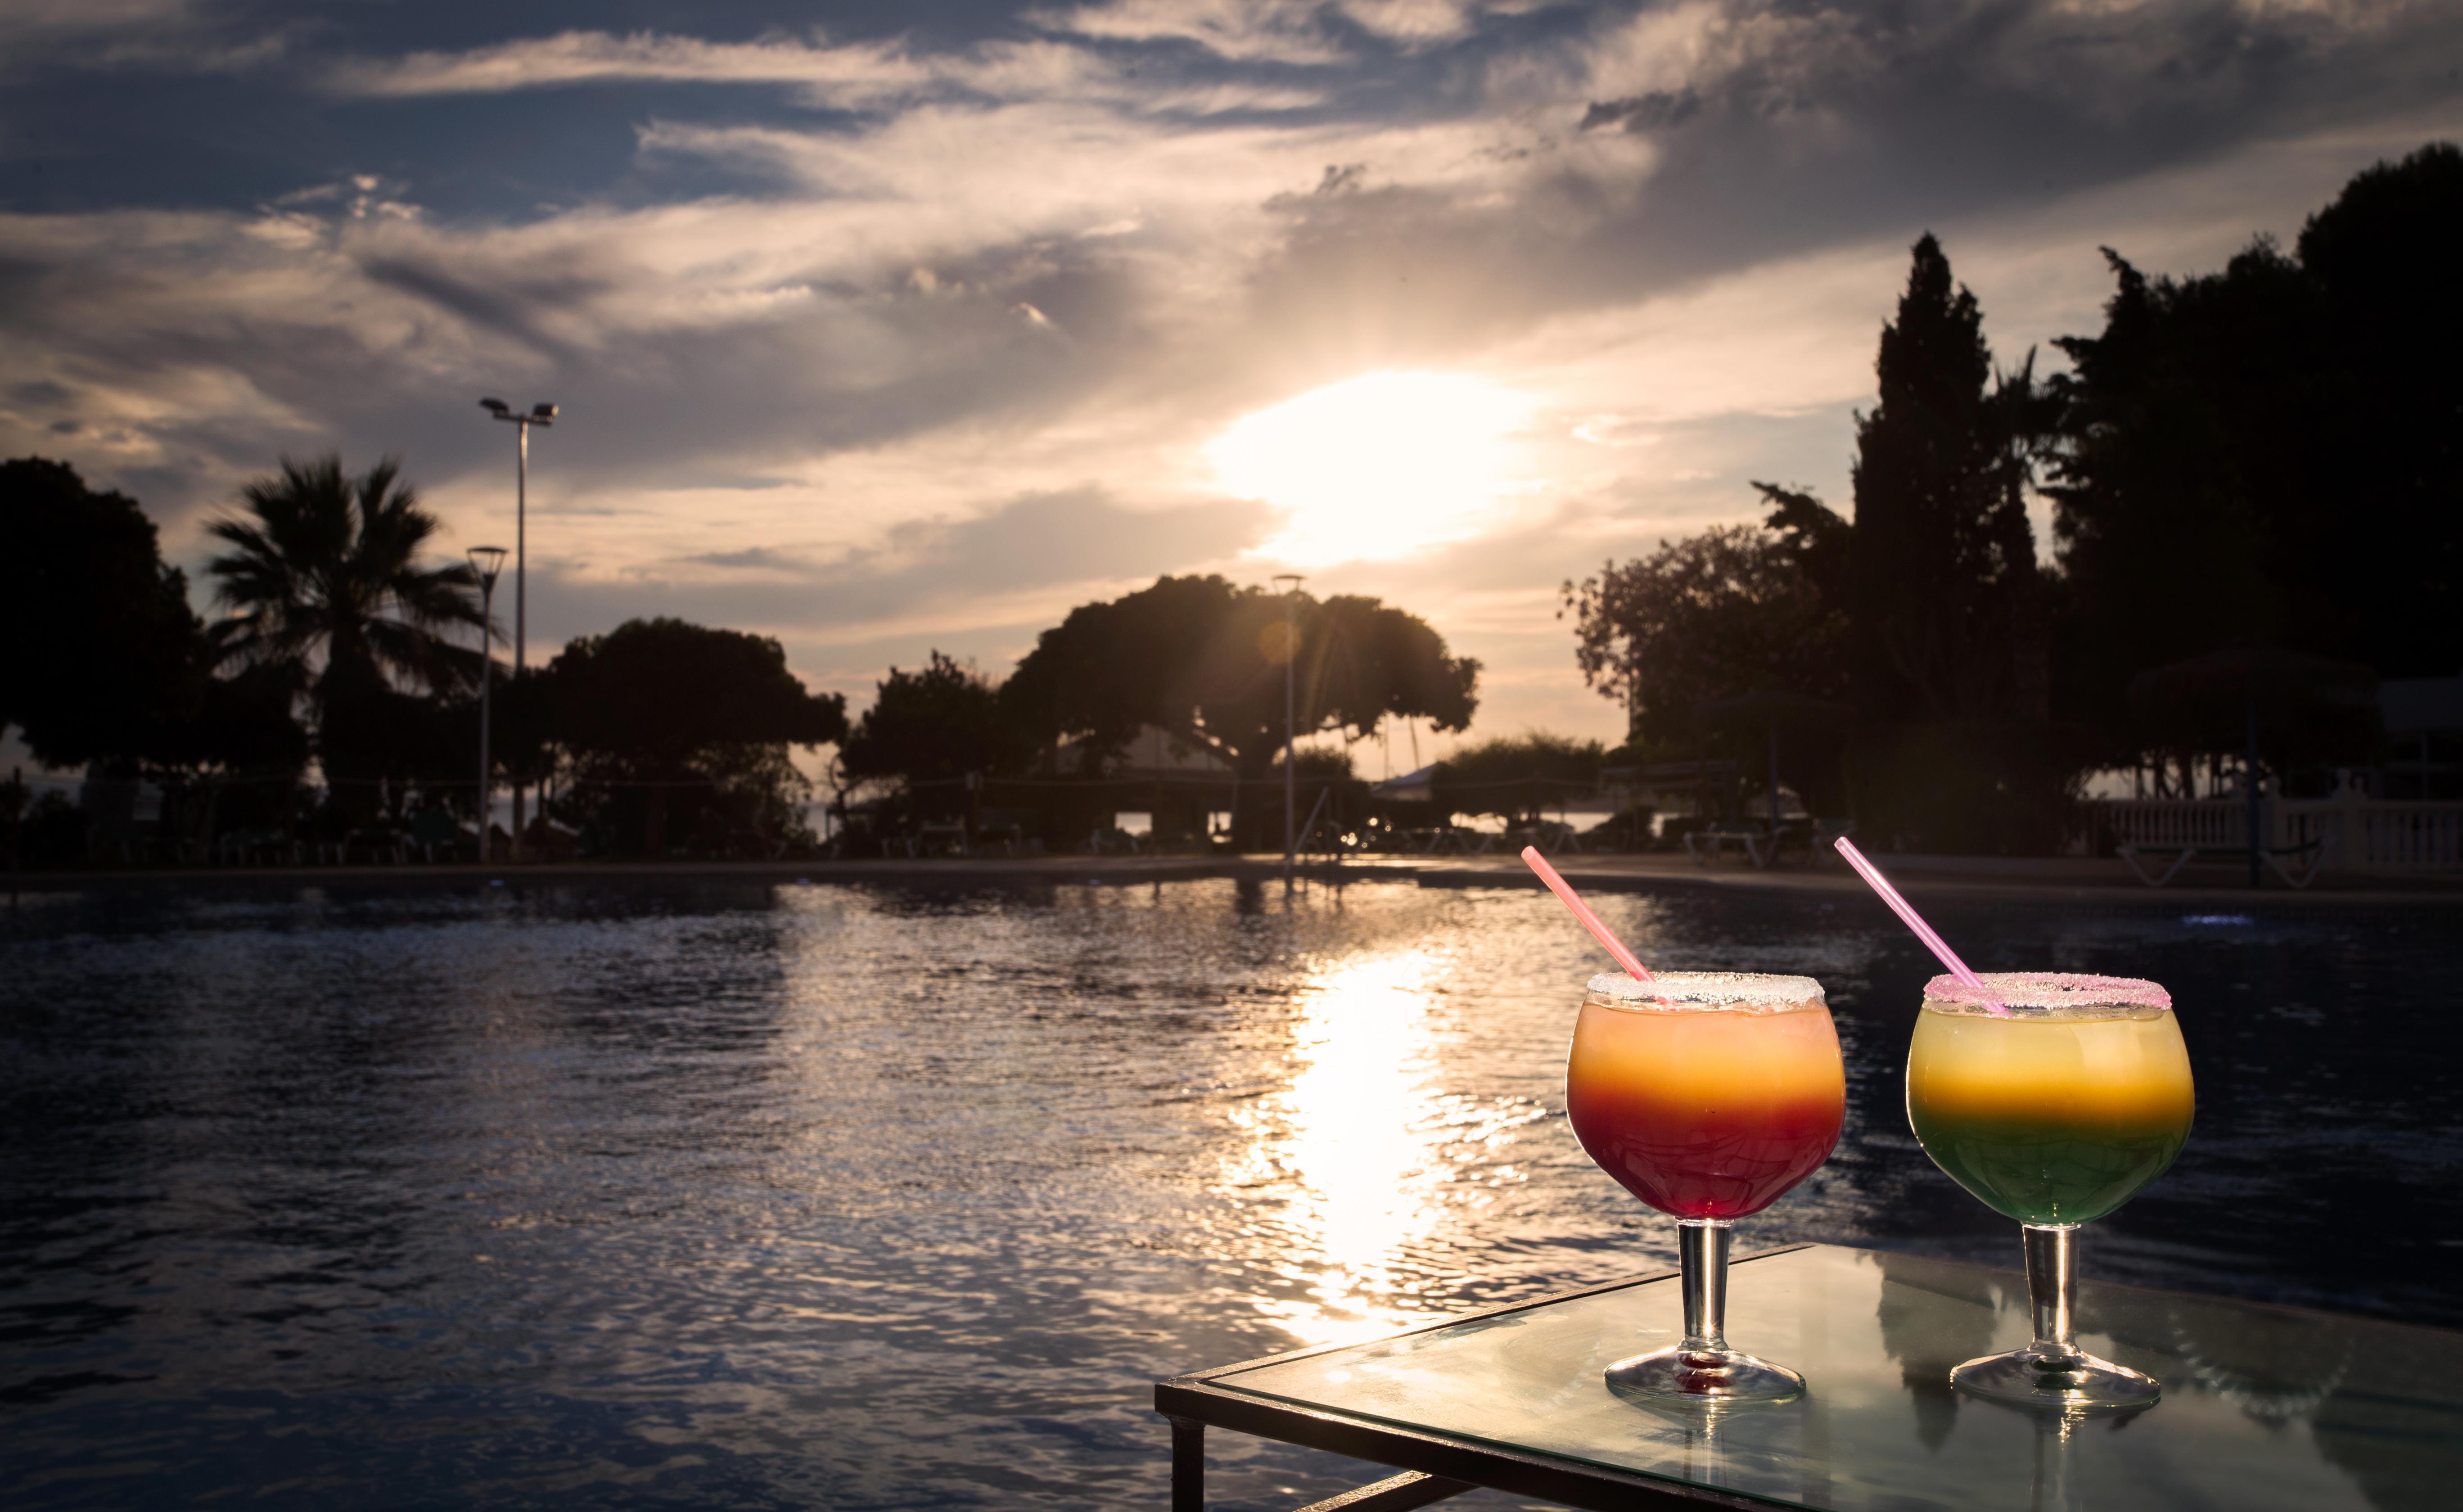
2, 877, 2454, 1508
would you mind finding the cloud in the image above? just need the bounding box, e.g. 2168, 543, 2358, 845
329, 29, 937, 106
1029, 0, 1359, 64
0, 0, 294, 79
686, 546, 803, 570
1550, 0, 2454, 136
1029, 0, 1511, 62
0, 0, 203, 48
325, 27, 1329, 117
519, 487, 1272, 687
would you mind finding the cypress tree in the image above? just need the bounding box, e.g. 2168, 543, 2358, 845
1848, 235, 2048, 727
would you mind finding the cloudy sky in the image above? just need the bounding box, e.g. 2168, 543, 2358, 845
5, 0, 2456, 770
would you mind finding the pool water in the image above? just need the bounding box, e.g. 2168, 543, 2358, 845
2, 878, 2456, 1509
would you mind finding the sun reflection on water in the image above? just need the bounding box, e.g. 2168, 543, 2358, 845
1227, 948, 1546, 1346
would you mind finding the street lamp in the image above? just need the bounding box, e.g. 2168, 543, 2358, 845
1272, 573, 1304, 886
468, 545, 507, 863
478, 397, 557, 859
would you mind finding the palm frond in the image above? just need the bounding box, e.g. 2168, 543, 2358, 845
204, 451, 483, 700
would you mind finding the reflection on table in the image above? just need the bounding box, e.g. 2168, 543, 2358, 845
1183, 1245, 2463, 1512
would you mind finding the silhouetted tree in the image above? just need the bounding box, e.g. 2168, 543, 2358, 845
1271, 747, 1356, 781
1561, 520, 1848, 751
2049, 142, 2463, 739
2287, 142, 2463, 673
204, 455, 482, 808
150, 662, 314, 847
543, 618, 848, 856
839, 652, 1025, 788
1003, 574, 1478, 781
1434, 733, 1605, 826
1850, 234, 2051, 726
1759, 480, 1854, 608
0, 457, 203, 766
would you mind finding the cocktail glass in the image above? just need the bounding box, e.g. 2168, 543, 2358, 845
1906, 972, 2194, 1412
1567, 971, 1845, 1403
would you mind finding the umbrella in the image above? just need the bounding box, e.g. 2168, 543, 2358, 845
2127, 647, 2378, 886
1695, 691, 1850, 829
1370, 763, 1437, 805
2127, 646, 2377, 727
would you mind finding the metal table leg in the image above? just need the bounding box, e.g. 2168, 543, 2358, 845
1170, 1415, 1205, 1511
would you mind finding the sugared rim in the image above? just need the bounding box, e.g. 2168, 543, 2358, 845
1588, 970, 1825, 1009
1924, 971, 2171, 1011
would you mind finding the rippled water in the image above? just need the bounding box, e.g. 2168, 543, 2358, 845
3, 877, 2457, 1509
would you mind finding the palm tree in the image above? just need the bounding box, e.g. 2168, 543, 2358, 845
206, 453, 483, 695
205, 455, 485, 811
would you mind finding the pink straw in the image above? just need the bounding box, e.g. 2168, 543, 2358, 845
1520, 847, 1666, 999
1832, 836, 2007, 1016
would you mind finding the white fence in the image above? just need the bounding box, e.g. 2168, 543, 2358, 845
2084, 795, 2463, 873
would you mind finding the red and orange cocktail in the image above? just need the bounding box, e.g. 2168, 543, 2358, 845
1569, 986, 1845, 1220
1568, 971, 1844, 1403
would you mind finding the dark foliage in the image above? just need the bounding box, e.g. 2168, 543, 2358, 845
840, 652, 1028, 788
0, 457, 203, 766
2048, 142, 2463, 738
1843, 721, 2099, 859
1566, 235, 2074, 850
152, 663, 310, 776
1850, 234, 2052, 727
542, 618, 848, 856
204, 454, 483, 813
1272, 747, 1357, 781
1003, 574, 1478, 780
1435, 733, 1605, 824
1561, 521, 1849, 751
1840, 235, 2069, 849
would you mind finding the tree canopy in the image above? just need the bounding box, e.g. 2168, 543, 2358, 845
1565, 234, 2066, 849
0, 457, 203, 766
1848, 234, 2051, 726
206, 455, 482, 695
1562, 233, 2047, 755
149, 663, 311, 781
204, 454, 483, 803
1434, 732, 1605, 823
839, 652, 1024, 785
546, 618, 848, 771
542, 618, 849, 856
1002, 574, 1479, 778
2048, 141, 2463, 734
1561, 520, 1848, 753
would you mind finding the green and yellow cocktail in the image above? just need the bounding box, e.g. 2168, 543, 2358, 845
1908, 972, 2192, 1411
1908, 997, 2193, 1226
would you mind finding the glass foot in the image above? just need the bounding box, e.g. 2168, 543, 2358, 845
1606, 1345, 1804, 1405
1952, 1347, 2160, 1413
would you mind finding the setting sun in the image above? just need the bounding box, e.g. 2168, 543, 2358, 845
1208, 371, 1533, 568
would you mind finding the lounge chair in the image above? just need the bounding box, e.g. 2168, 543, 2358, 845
408, 806, 465, 862
1687, 820, 1776, 868
2118, 836, 2327, 889
916, 820, 970, 857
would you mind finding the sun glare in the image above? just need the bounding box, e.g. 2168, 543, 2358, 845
1208, 371, 1532, 568
1224, 949, 1448, 1344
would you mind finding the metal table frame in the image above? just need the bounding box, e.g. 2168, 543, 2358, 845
1156, 1246, 1813, 1512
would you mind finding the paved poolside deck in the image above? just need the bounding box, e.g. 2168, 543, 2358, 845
8, 848, 2460, 904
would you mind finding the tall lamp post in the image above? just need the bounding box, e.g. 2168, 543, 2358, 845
478, 397, 557, 860
469, 546, 507, 863
1272, 573, 1304, 886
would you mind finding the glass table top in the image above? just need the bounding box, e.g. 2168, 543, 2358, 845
1209, 1246, 2461, 1512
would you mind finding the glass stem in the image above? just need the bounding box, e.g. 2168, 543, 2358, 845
1678, 1218, 1733, 1359
2023, 1223, 2082, 1365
